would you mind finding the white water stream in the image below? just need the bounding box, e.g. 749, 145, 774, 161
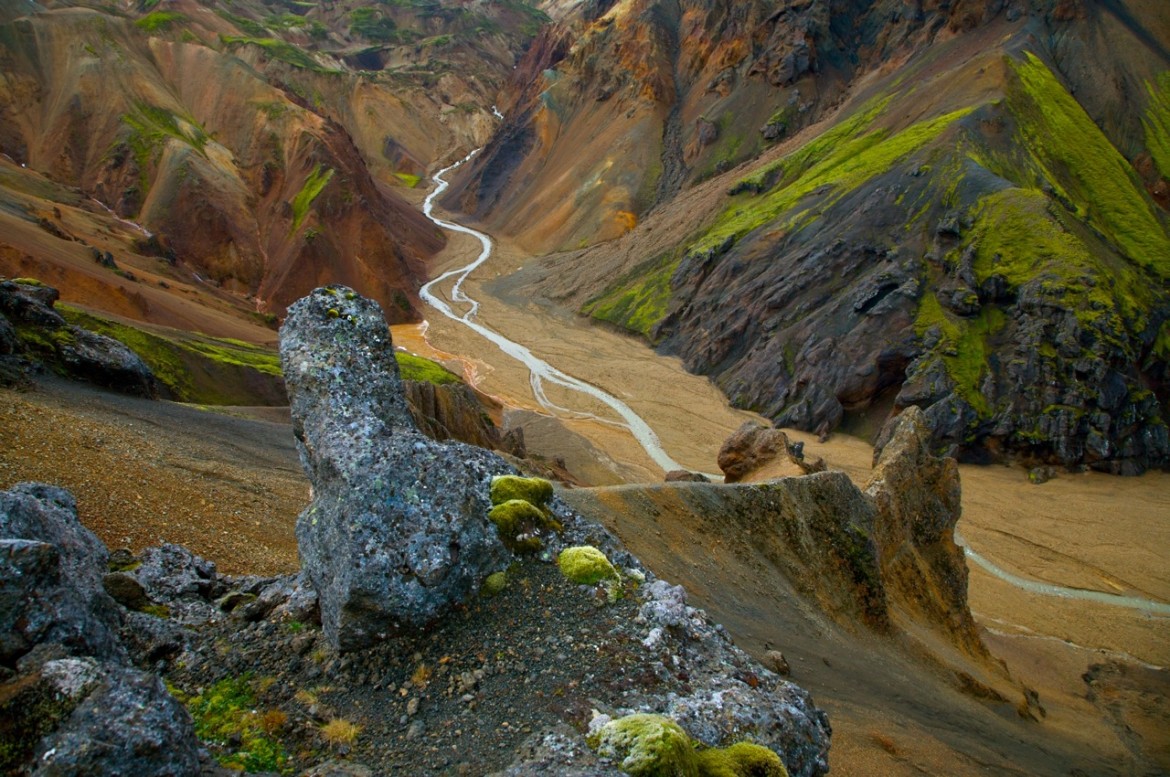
419, 151, 686, 474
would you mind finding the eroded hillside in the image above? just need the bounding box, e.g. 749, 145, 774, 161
458, 0, 1170, 473
0, 0, 549, 322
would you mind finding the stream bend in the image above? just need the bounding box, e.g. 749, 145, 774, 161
419, 151, 686, 474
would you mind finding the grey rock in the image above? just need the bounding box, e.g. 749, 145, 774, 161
34, 657, 200, 776
132, 543, 219, 602
56, 326, 157, 398
491, 725, 621, 776
302, 760, 374, 777
0, 279, 65, 328
0, 484, 124, 664
103, 572, 150, 610
279, 286, 511, 651
0, 311, 16, 355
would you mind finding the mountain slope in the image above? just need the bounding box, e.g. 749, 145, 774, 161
464, 0, 1170, 473
0, 0, 549, 322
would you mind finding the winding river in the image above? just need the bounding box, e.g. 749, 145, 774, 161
417, 153, 1170, 618
419, 151, 686, 474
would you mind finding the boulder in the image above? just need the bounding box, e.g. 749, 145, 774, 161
32, 657, 200, 776
279, 286, 511, 651
0, 484, 124, 664
717, 422, 811, 483
56, 326, 157, 398
664, 470, 710, 483
0, 280, 157, 397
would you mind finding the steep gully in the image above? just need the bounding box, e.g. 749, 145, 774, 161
417, 154, 1170, 618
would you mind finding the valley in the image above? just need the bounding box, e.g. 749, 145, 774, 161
1, 0, 1168, 773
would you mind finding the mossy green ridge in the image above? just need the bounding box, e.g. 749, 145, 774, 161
558, 546, 618, 585
290, 164, 334, 232
221, 36, 332, 73
1006, 52, 1170, 277
122, 103, 209, 191
913, 293, 1000, 417
690, 100, 973, 258
59, 306, 284, 405
134, 10, 184, 32
489, 475, 553, 509
584, 251, 678, 338
395, 351, 460, 385
1144, 72, 1170, 179
186, 677, 289, 774
591, 714, 699, 777
696, 742, 788, 777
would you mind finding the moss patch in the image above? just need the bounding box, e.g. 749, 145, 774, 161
558, 546, 618, 585
395, 351, 460, 385
696, 742, 788, 777
489, 475, 553, 509
186, 677, 289, 773
691, 103, 973, 258
584, 251, 678, 339
489, 499, 549, 553
134, 10, 185, 32
290, 164, 334, 232
591, 713, 699, 777
59, 306, 283, 405
1144, 72, 1170, 179
1006, 52, 1170, 277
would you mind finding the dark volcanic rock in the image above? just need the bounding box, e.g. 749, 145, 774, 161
279, 286, 512, 651
0, 280, 157, 397
0, 483, 124, 664
32, 657, 200, 776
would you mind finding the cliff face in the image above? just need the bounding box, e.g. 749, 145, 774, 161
469, 0, 1170, 473
0, 0, 548, 321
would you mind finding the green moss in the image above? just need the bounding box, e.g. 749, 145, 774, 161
584, 251, 678, 338
395, 351, 460, 385
0, 675, 79, 772
59, 306, 283, 404
558, 546, 618, 585
1007, 53, 1170, 277
221, 36, 332, 72
591, 714, 699, 777
696, 742, 788, 777
913, 293, 996, 416
694, 102, 973, 257
482, 570, 508, 596
134, 10, 185, 32
186, 677, 289, 773
489, 500, 549, 553
141, 603, 171, 618
10, 277, 45, 286
394, 172, 422, 188
290, 164, 334, 232
1144, 72, 1170, 179
489, 475, 553, 508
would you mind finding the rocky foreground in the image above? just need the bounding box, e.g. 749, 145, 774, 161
1, 286, 837, 776
0, 285, 1009, 776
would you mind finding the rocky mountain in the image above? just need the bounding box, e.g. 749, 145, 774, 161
451, 0, 1170, 473
0, 0, 549, 321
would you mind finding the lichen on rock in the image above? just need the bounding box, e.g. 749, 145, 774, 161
558, 546, 620, 585
279, 285, 513, 651
590, 713, 699, 777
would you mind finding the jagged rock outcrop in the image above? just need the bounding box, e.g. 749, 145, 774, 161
864, 406, 985, 657
404, 379, 527, 459
0, 483, 124, 664
0, 279, 157, 397
0, 483, 202, 776
279, 286, 513, 651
